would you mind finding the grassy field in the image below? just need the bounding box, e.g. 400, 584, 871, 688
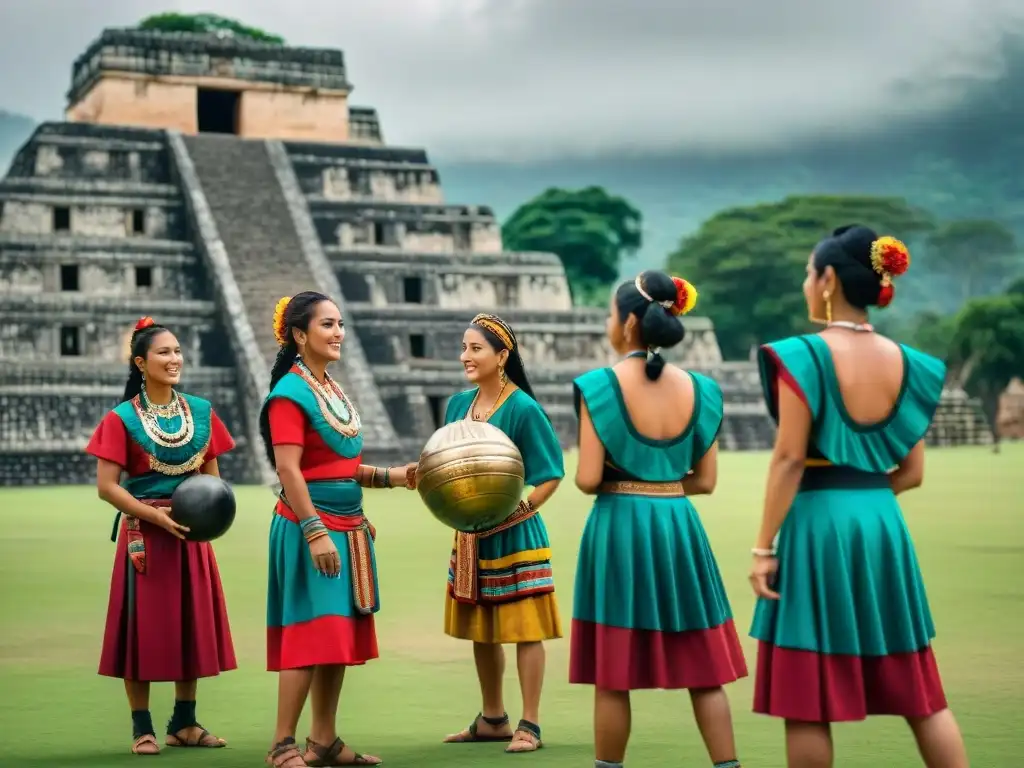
1, 445, 1022, 767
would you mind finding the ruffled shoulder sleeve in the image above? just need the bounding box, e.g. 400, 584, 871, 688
689, 372, 724, 463
764, 336, 946, 471
758, 334, 825, 422
85, 410, 128, 468
573, 367, 711, 482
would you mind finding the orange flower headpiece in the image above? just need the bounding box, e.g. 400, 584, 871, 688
273, 297, 291, 347
634, 274, 698, 316
869, 236, 910, 308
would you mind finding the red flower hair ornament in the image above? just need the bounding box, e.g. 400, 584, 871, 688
134, 316, 155, 332
869, 236, 910, 309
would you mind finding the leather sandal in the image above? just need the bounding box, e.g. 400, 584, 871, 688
443, 712, 514, 743
267, 739, 308, 767
131, 734, 160, 755
505, 720, 543, 753
166, 724, 226, 747
305, 736, 382, 765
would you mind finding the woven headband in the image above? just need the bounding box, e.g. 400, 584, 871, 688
471, 313, 515, 351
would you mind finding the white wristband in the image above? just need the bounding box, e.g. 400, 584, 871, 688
751, 547, 776, 557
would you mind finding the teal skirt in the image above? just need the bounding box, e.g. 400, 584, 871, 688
750, 486, 948, 721
569, 493, 747, 690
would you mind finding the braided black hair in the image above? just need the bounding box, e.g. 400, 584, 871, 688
258, 291, 334, 466
614, 270, 686, 380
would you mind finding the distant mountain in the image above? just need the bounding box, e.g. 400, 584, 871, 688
436, 33, 1024, 277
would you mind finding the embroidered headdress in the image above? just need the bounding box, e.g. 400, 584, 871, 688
471, 313, 516, 351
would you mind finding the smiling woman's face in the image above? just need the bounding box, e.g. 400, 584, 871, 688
459, 327, 505, 384
136, 330, 183, 386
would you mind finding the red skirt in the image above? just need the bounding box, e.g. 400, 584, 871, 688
99, 517, 237, 681
753, 641, 948, 722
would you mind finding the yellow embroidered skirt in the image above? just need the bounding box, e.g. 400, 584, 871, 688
444, 514, 563, 644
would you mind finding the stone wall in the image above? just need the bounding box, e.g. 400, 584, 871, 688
0, 123, 268, 484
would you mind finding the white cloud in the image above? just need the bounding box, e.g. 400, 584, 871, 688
1, 0, 1021, 160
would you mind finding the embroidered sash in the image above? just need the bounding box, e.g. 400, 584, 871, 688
452, 501, 538, 604
112, 473, 195, 574
277, 480, 379, 615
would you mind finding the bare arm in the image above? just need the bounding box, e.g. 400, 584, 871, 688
683, 441, 719, 496
200, 458, 220, 477
754, 380, 811, 551
96, 459, 166, 524
890, 440, 925, 495
274, 445, 319, 522
528, 478, 561, 510
574, 400, 605, 495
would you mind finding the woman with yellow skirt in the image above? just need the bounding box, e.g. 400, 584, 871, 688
441, 313, 564, 754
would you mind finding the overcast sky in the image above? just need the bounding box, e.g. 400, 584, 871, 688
1, 0, 1022, 160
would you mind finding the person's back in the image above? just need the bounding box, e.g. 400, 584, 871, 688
748, 225, 969, 768
611, 359, 696, 443
820, 328, 905, 427
570, 271, 746, 768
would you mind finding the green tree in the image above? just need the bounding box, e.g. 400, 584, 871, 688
947, 290, 1024, 449
666, 195, 935, 359
138, 13, 284, 43
925, 219, 1020, 302
876, 308, 958, 360
502, 187, 642, 306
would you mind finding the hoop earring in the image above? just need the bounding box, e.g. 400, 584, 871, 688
810, 289, 832, 326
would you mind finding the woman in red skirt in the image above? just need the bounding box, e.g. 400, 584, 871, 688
87, 317, 237, 755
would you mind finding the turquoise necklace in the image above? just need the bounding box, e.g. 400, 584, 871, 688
624, 350, 647, 360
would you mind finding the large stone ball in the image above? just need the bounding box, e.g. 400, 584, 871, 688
416, 420, 525, 533
171, 474, 237, 542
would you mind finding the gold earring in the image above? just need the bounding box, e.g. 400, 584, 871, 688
810, 289, 832, 326
498, 364, 507, 384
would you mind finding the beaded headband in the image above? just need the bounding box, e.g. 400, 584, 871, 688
471, 313, 515, 351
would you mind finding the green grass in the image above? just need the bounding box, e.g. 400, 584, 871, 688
1, 446, 1022, 767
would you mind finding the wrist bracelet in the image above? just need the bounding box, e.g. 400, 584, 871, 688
751, 547, 776, 557
305, 529, 328, 544
384, 467, 391, 488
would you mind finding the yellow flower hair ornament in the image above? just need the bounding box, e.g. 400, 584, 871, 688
670, 276, 698, 316
272, 296, 291, 347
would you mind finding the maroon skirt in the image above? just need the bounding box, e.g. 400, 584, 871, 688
99, 516, 237, 681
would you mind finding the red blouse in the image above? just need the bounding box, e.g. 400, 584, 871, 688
86, 408, 235, 476
267, 398, 361, 481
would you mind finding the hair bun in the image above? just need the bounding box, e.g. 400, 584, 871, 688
273, 297, 292, 347
134, 316, 155, 331
670, 276, 698, 316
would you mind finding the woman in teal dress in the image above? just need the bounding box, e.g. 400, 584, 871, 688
571, 271, 746, 768
748, 225, 969, 767
440, 313, 564, 754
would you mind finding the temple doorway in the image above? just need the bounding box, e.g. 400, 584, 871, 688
196, 88, 240, 134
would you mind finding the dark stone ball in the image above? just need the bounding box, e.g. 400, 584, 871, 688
170, 474, 236, 543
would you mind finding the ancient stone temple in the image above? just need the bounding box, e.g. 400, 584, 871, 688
0, 27, 992, 485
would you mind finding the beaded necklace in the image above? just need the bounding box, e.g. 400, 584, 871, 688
294, 358, 361, 437
135, 388, 194, 448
